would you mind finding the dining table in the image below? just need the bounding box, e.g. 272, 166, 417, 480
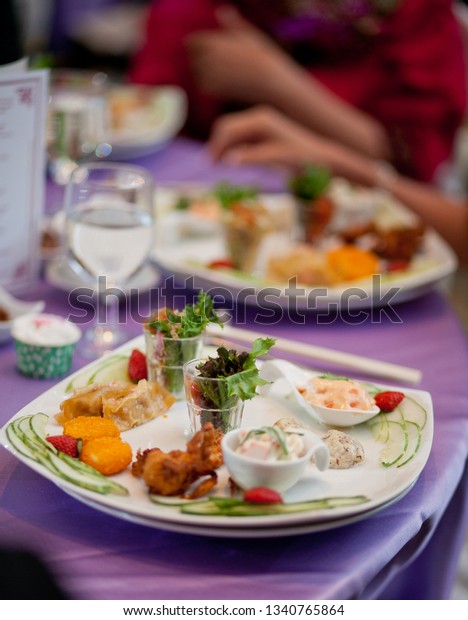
1, 137, 468, 601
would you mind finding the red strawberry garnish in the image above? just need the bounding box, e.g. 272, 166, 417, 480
374, 391, 405, 412
46, 434, 80, 458
243, 487, 283, 504
128, 349, 148, 383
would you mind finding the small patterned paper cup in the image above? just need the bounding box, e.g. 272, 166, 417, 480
12, 314, 81, 379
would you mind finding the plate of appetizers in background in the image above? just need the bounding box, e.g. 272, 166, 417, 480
152, 179, 457, 311
0, 335, 433, 537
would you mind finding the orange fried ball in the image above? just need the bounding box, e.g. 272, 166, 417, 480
62, 416, 120, 444
80, 437, 133, 476
326, 245, 379, 282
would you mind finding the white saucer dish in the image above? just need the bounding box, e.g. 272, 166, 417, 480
0, 286, 45, 344
45, 255, 161, 295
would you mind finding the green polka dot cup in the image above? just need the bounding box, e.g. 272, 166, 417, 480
12, 314, 81, 379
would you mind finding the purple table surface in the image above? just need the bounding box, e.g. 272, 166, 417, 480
1, 139, 468, 600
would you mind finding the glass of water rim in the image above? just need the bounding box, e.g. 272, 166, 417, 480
64, 162, 155, 358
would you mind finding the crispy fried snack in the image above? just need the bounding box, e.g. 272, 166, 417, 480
132, 423, 223, 499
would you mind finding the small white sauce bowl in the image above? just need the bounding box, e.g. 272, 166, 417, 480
222, 427, 329, 493
303, 400, 380, 427
0, 286, 45, 344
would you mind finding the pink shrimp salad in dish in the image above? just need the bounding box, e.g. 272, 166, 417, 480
299, 376, 376, 411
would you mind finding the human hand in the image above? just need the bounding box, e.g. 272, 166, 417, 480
208, 106, 335, 170
185, 6, 293, 102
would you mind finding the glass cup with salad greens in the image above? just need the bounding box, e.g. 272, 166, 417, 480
144, 292, 220, 399
183, 337, 275, 434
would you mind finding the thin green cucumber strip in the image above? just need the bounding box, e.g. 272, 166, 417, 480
5, 421, 37, 460
381, 420, 409, 468
396, 420, 422, 468
181, 495, 369, 516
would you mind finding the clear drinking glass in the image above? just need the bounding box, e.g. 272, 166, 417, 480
64, 162, 155, 358
183, 359, 245, 435
144, 326, 204, 399
47, 71, 111, 186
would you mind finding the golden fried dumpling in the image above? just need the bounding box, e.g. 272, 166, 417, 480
56, 382, 129, 425
56, 380, 175, 430
102, 379, 176, 431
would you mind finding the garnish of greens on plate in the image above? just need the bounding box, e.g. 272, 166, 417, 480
210, 180, 258, 209
174, 181, 258, 211
288, 164, 334, 242
151, 494, 370, 516
144, 291, 222, 396
146, 290, 221, 338
195, 337, 276, 408
288, 164, 331, 201
364, 385, 427, 468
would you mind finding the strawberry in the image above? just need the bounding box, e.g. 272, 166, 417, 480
128, 349, 148, 383
374, 391, 405, 412
243, 487, 283, 504
46, 434, 80, 458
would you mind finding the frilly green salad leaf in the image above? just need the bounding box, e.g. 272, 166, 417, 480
289, 164, 331, 201
147, 291, 221, 338
211, 181, 258, 210
195, 337, 276, 409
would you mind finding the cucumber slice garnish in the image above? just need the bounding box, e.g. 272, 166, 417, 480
65, 354, 129, 392
5, 418, 36, 460
149, 495, 206, 507
5, 413, 129, 496
180, 495, 369, 516
396, 420, 422, 468
381, 421, 408, 467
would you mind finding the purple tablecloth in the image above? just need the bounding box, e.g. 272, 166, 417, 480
1, 139, 468, 600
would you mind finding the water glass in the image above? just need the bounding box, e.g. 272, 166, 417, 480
144, 327, 204, 399
183, 359, 245, 434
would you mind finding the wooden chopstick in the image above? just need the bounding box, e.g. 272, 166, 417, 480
206, 324, 422, 385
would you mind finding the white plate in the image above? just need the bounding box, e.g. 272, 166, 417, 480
0, 336, 433, 536
152, 186, 457, 310
49, 76, 187, 161
106, 85, 187, 159
45, 255, 160, 295
60, 482, 415, 538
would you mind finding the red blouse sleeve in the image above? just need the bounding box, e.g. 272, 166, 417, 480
369, 0, 467, 182
128, 0, 222, 138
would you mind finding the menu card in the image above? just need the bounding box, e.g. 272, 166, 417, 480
0, 68, 48, 293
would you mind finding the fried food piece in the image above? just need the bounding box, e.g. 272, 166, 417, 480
57, 383, 122, 424
62, 416, 121, 444
267, 244, 329, 286
102, 379, 176, 431
371, 224, 425, 261
132, 423, 223, 498
80, 437, 132, 476
326, 245, 379, 282
56, 379, 175, 431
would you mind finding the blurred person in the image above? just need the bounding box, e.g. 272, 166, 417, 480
0, 0, 23, 66
129, 0, 467, 183
208, 105, 468, 265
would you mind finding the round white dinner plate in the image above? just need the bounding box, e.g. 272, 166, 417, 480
0, 336, 434, 538
60, 482, 416, 538
152, 185, 457, 311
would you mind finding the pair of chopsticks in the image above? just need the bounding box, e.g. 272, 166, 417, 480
206, 324, 422, 385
